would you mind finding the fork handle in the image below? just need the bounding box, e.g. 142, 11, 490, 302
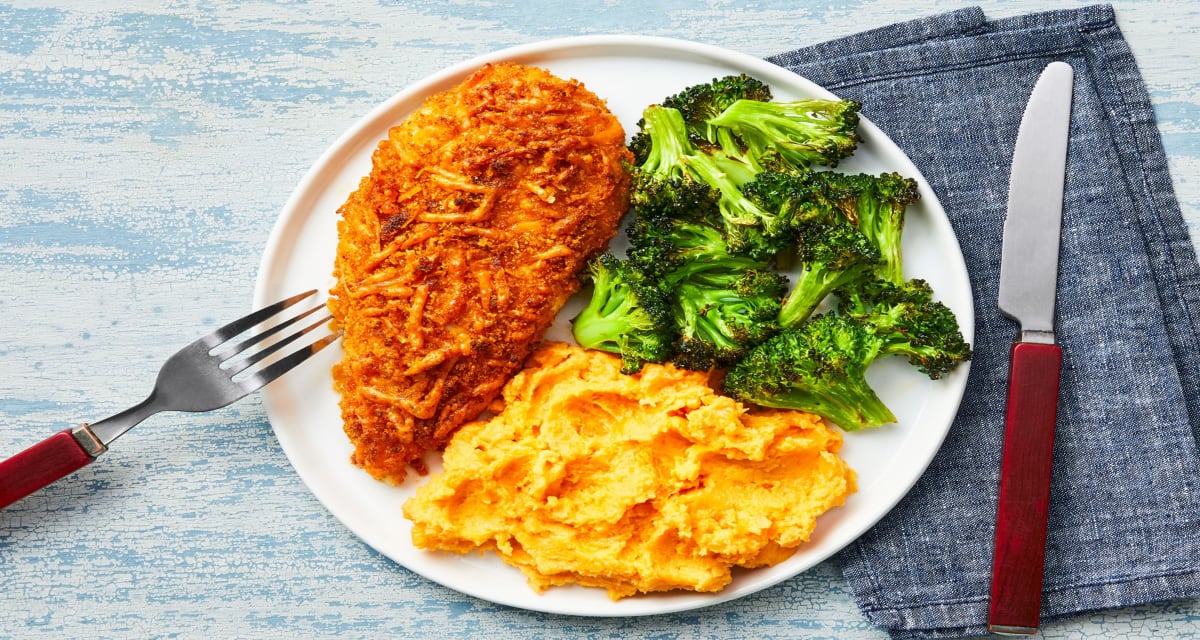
0, 428, 103, 509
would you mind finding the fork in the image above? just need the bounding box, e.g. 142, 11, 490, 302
0, 289, 340, 510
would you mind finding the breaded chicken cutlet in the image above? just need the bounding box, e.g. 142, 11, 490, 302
329, 62, 632, 484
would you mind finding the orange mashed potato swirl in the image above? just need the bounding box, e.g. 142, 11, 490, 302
402, 342, 857, 599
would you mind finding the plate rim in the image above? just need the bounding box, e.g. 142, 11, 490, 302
253, 34, 973, 617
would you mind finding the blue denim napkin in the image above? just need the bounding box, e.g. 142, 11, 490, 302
769, 5, 1200, 638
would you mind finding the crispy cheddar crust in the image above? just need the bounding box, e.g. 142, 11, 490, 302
329, 63, 631, 484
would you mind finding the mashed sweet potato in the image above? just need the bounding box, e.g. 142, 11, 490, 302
402, 342, 857, 599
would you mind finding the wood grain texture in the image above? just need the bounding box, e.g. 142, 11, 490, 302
1, 1, 1197, 638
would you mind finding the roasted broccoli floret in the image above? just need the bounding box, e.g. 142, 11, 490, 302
627, 177, 781, 270
626, 210, 729, 276
681, 148, 785, 235
624, 199, 785, 370
743, 169, 835, 226
631, 104, 695, 178
747, 169, 920, 285
816, 171, 919, 284
708, 97, 862, 168
662, 73, 773, 156
835, 278, 971, 379
669, 265, 787, 370
722, 278, 970, 429
571, 253, 676, 374
777, 221, 881, 329
631, 104, 791, 258
624, 170, 786, 369
625, 169, 729, 272
628, 169, 721, 221
663, 74, 774, 133
723, 313, 896, 430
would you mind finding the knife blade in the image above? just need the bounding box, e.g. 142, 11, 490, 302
988, 61, 1074, 636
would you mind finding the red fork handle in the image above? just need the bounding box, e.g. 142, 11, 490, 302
988, 341, 1063, 635
0, 428, 103, 509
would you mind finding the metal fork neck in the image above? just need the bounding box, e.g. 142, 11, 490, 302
87, 395, 161, 446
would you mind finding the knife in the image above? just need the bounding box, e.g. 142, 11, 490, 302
988, 61, 1074, 635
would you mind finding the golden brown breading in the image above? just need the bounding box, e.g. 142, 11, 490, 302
329, 62, 631, 484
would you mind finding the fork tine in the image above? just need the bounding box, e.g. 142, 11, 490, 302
236, 330, 342, 394
210, 303, 324, 362
202, 289, 319, 349
224, 313, 332, 376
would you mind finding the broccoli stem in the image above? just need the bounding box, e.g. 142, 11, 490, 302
875, 226, 904, 285
777, 274, 829, 330
709, 98, 861, 167
572, 298, 637, 354
674, 284, 743, 352
639, 106, 694, 177
750, 386, 897, 431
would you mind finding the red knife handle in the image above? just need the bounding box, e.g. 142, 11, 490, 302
988, 341, 1063, 634
0, 429, 97, 510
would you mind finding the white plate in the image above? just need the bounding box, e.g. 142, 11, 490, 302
253, 35, 973, 617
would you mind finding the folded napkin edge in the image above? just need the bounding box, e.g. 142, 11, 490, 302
765, 6, 986, 70
856, 567, 1200, 639
853, 565, 1200, 616
1077, 3, 1200, 446
770, 6, 1121, 95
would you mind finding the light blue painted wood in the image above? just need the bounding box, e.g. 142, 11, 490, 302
1, 1, 1197, 638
